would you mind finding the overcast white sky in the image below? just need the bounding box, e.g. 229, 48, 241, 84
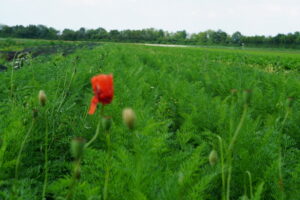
0, 0, 299, 36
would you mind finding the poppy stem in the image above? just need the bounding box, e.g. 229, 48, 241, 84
85, 105, 107, 148
66, 159, 81, 200
103, 130, 111, 200
42, 113, 49, 199
226, 103, 248, 200
101, 105, 105, 117
84, 119, 101, 148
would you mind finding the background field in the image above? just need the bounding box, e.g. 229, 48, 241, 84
0, 40, 300, 200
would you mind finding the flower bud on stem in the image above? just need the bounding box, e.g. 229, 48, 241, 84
209, 149, 218, 166
71, 137, 86, 160
243, 89, 252, 105
122, 108, 136, 130
67, 137, 86, 200
38, 90, 47, 107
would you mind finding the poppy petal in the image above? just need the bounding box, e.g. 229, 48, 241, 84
88, 96, 98, 115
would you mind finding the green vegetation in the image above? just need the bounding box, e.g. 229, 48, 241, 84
0, 38, 94, 51
0, 40, 300, 200
1, 24, 300, 48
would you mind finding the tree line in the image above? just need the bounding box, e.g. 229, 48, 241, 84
0, 24, 300, 48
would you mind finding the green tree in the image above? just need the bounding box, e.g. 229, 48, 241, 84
231, 31, 242, 45
61, 29, 77, 40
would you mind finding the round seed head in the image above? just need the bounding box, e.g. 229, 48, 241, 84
38, 90, 47, 106
230, 88, 238, 95
71, 137, 86, 160
122, 108, 136, 129
243, 89, 252, 105
209, 149, 218, 166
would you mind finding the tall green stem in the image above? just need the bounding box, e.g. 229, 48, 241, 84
246, 171, 253, 199
85, 105, 105, 148
277, 108, 290, 199
15, 120, 34, 179
57, 65, 76, 111
14, 120, 35, 197
217, 136, 226, 200
226, 165, 232, 200
84, 120, 101, 148
226, 104, 248, 200
10, 64, 14, 101
42, 113, 49, 199
103, 131, 111, 200
66, 159, 81, 200
228, 104, 248, 152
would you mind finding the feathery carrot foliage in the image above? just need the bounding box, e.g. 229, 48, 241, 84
0, 40, 300, 199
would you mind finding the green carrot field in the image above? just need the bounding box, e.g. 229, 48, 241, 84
0, 40, 300, 200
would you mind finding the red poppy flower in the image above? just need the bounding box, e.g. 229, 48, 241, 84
88, 74, 114, 115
